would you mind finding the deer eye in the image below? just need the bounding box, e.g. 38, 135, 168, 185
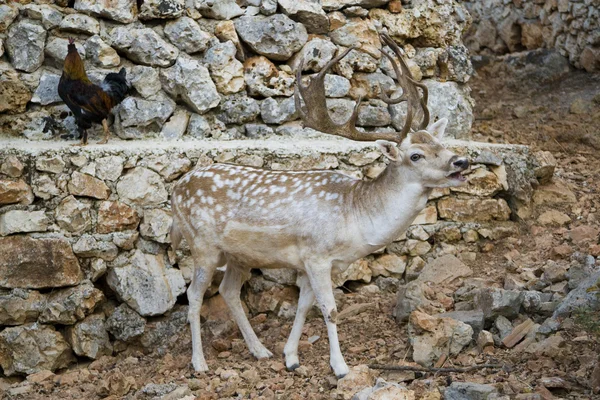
410, 154, 422, 162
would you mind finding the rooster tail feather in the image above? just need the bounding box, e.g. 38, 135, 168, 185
101, 69, 129, 104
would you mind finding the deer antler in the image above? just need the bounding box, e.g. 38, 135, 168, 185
294, 32, 429, 144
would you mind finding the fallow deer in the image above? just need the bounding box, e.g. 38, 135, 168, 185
171, 33, 469, 378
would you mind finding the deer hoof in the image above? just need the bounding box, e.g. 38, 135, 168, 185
286, 363, 300, 372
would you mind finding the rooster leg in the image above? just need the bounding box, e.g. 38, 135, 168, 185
71, 126, 88, 146
98, 119, 110, 144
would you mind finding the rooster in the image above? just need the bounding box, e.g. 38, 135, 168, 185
58, 38, 128, 145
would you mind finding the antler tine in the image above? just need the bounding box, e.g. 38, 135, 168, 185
379, 33, 430, 132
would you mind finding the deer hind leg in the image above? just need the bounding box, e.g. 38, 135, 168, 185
284, 272, 314, 371
219, 262, 273, 359
306, 264, 349, 379
187, 250, 223, 372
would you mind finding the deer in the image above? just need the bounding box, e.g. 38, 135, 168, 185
170, 33, 470, 378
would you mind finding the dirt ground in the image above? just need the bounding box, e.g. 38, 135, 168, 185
2, 67, 600, 400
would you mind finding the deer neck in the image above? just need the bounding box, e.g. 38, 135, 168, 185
351, 164, 431, 249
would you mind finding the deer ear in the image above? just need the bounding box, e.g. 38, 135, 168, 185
376, 140, 401, 161
428, 118, 448, 139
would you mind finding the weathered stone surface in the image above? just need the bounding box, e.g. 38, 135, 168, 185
160, 108, 189, 140
32, 175, 60, 200
44, 37, 86, 68
0, 236, 82, 289
203, 41, 245, 95
408, 310, 473, 367
418, 254, 472, 285
451, 167, 503, 197
55, 195, 92, 234
369, 254, 407, 277
261, 268, 297, 286
31, 71, 61, 105
22, 4, 64, 30
278, 0, 329, 34
322, 0, 388, 11
129, 66, 162, 99
289, 37, 337, 73
354, 378, 415, 400
330, 19, 380, 58
74, 0, 136, 23
0, 289, 45, 326
139, 0, 184, 19
36, 155, 65, 174
140, 305, 187, 348
0, 323, 74, 376
533, 181, 577, 205
195, 0, 245, 20
475, 288, 523, 320
332, 259, 372, 287
260, 97, 297, 124
107, 250, 186, 316
84, 35, 120, 68
39, 282, 104, 325
0, 210, 49, 236
116, 167, 168, 207
438, 310, 485, 337
68, 172, 110, 199
444, 382, 498, 400
6, 19, 46, 73
217, 94, 260, 124
337, 364, 377, 400
244, 56, 295, 97
0, 4, 19, 32
235, 14, 308, 61
438, 197, 511, 222
116, 92, 176, 138
160, 57, 221, 114
107, 26, 179, 67
65, 313, 112, 359
59, 13, 99, 35
139, 154, 192, 182
0, 65, 32, 114
0, 156, 24, 178
106, 303, 146, 342
140, 209, 172, 243
164, 17, 211, 54
73, 235, 119, 261
187, 114, 212, 138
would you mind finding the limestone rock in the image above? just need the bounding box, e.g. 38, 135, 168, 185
73, 235, 119, 261
116, 92, 176, 138
332, 259, 371, 287
438, 198, 511, 222
278, 0, 329, 34
44, 37, 86, 68
369, 254, 407, 277
6, 19, 46, 73
245, 123, 274, 138
0, 236, 82, 289
261, 268, 297, 286
235, 14, 308, 61
140, 305, 187, 348
444, 382, 498, 400
322, 0, 389, 11
54, 196, 91, 234
324, 74, 351, 98
0, 289, 45, 326
84, 35, 120, 68
336, 364, 377, 400
354, 378, 415, 400
218, 94, 260, 124
187, 114, 212, 138
107, 26, 179, 67
68, 172, 110, 199
31, 71, 61, 105
533, 182, 577, 206
139, 0, 184, 19
0, 323, 74, 376
106, 303, 146, 342
66, 313, 112, 359
59, 13, 99, 35
475, 288, 523, 320
39, 282, 105, 325
0, 179, 34, 205
0, 210, 49, 236
36, 155, 65, 174
129, 66, 162, 99
334, 48, 379, 79
0, 156, 24, 178
195, 0, 245, 20
32, 175, 60, 200
107, 250, 186, 316
260, 97, 297, 124
0, 4, 19, 32
418, 254, 472, 285
139, 154, 192, 182
140, 209, 172, 243
117, 167, 168, 207
74, 0, 136, 24
438, 310, 485, 338
357, 100, 391, 127
160, 108, 190, 140
408, 311, 473, 367
451, 167, 503, 197
160, 57, 221, 114
203, 40, 245, 95
0, 65, 32, 114
164, 17, 211, 54
22, 4, 64, 30
330, 18, 380, 58
244, 56, 295, 97
412, 204, 437, 225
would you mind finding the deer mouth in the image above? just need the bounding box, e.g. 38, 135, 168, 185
447, 171, 466, 182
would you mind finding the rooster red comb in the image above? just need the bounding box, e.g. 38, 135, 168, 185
68, 37, 75, 45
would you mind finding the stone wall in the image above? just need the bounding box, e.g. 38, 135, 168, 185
0, 138, 547, 375
463, 0, 600, 72
0, 0, 475, 141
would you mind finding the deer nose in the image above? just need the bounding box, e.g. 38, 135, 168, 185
453, 158, 469, 169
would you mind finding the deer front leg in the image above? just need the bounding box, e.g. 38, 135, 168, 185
187, 258, 219, 372
307, 265, 349, 379
284, 272, 314, 371
219, 264, 273, 359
